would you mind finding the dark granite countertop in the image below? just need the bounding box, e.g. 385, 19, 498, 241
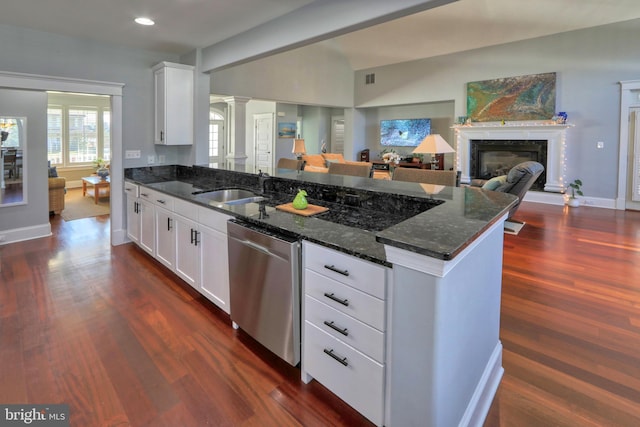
125, 164, 518, 266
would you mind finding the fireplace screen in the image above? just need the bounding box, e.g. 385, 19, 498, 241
471, 140, 547, 191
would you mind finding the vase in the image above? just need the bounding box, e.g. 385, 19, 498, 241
96, 167, 109, 179
567, 198, 580, 207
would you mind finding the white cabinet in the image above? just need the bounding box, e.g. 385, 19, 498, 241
125, 182, 154, 255
301, 241, 388, 426
155, 205, 175, 270
125, 181, 233, 313
198, 207, 232, 313
174, 213, 200, 289
152, 62, 194, 145
125, 182, 140, 245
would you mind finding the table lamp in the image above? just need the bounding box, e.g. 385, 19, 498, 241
292, 138, 306, 160
412, 134, 455, 170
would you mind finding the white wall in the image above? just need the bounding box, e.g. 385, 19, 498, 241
0, 23, 181, 170
0, 89, 48, 235
354, 20, 640, 199
210, 40, 355, 108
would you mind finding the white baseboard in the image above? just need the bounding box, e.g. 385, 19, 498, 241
459, 342, 504, 427
0, 223, 51, 245
524, 191, 617, 209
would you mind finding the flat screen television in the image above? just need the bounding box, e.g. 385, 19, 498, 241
380, 118, 431, 147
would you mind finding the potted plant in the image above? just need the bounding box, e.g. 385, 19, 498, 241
565, 179, 583, 207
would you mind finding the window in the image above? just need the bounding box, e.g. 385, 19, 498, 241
209, 110, 224, 162
47, 93, 111, 167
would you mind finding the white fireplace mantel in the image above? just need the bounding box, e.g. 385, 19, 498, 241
453, 122, 573, 193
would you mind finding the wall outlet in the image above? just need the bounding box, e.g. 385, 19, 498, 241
125, 150, 141, 159
147, 155, 155, 165
596, 141, 604, 149
158, 155, 166, 164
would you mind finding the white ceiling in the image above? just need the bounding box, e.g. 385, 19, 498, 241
1, 0, 640, 71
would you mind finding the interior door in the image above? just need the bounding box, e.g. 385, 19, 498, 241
331, 117, 345, 154
627, 108, 640, 210
254, 113, 274, 169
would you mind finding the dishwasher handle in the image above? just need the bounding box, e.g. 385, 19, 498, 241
228, 235, 290, 263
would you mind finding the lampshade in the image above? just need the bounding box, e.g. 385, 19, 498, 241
412, 134, 455, 154
419, 183, 445, 195
292, 138, 306, 156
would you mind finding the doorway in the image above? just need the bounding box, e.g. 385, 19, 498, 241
254, 113, 274, 169
627, 107, 640, 210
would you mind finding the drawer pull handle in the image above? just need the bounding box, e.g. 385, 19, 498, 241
141, 192, 149, 197
324, 292, 349, 307
324, 264, 349, 277
324, 320, 348, 336
323, 348, 348, 367
157, 199, 166, 204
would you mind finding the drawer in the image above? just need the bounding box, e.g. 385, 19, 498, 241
305, 295, 384, 363
124, 181, 139, 198
304, 241, 386, 299
150, 190, 175, 210
174, 197, 198, 221
305, 269, 385, 331
304, 321, 384, 426
198, 206, 232, 233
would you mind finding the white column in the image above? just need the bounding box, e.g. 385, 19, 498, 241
223, 96, 251, 163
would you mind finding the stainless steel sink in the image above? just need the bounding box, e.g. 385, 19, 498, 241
195, 188, 258, 203
223, 196, 266, 205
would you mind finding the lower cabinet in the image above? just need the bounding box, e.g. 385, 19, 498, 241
125, 183, 232, 313
199, 224, 230, 313
174, 213, 200, 289
125, 183, 155, 256
155, 205, 175, 270
301, 241, 388, 426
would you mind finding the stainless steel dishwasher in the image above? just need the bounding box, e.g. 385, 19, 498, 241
227, 220, 301, 366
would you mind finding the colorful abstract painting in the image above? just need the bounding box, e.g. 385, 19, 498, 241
467, 72, 556, 122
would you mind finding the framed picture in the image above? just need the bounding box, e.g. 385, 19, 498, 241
467, 72, 556, 122
278, 122, 296, 138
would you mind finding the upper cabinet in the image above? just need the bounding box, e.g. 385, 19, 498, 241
153, 62, 194, 145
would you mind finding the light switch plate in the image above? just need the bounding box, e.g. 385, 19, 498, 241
148, 155, 155, 164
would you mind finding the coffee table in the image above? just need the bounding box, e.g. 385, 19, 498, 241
81, 176, 110, 204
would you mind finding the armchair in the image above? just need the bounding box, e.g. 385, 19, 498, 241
48, 176, 66, 215
472, 161, 544, 222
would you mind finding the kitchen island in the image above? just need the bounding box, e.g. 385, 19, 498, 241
125, 163, 517, 427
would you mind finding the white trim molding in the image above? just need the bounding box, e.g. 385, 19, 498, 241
453, 121, 573, 193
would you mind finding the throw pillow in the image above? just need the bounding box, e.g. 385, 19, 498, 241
48, 165, 58, 178
301, 154, 326, 168
322, 153, 345, 163
482, 175, 507, 191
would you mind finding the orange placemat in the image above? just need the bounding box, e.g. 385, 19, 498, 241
276, 203, 328, 216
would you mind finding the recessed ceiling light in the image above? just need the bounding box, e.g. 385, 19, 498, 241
135, 17, 155, 26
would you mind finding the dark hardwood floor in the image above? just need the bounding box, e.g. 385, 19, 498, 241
1, 202, 639, 426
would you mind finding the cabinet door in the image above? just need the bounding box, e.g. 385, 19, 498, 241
199, 225, 230, 313
174, 215, 199, 289
138, 199, 155, 255
155, 206, 175, 270
126, 195, 140, 244
154, 67, 166, 144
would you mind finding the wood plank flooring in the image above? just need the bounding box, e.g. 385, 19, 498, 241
1, 202, 639, 426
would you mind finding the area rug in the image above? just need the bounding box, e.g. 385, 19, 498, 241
61, 188, 110, 221
504, 220, 525, 235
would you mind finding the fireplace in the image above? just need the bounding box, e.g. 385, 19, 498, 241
470, 139, 547, 191
453, 122, 572, 193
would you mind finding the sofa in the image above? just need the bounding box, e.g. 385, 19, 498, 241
301, 153, 370, 173
49, 177, 66, 215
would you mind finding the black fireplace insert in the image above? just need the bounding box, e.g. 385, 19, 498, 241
470, 139, 547, 191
